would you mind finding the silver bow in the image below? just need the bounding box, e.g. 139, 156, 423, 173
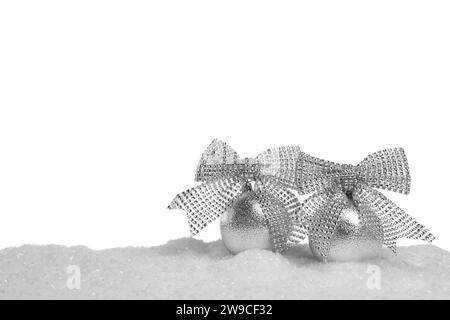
290, 148, 435, 258
168, 139, 302, 252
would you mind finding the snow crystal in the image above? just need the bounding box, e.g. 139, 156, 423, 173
0, 238, 449, 299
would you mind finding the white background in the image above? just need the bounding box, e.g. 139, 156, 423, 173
1, 1, 449, 250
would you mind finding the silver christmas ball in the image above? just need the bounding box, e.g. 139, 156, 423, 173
220, 190, 274, 254
309, 201, 383, 262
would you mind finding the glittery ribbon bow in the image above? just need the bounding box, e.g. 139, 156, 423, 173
289, 148, 435, 259
168, 139, 302, 252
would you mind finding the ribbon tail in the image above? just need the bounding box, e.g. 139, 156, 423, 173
168, 178, 245, 236
255, 145, 302, 189
257, 179, 302, 252
303, 190, 347, 261
357, 148, 411, 194
290, 191, 335, 246
259, 178, 302, 217
353, 185, 435, 253
287, 192, 329, 247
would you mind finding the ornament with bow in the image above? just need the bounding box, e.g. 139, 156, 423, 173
168, 139, 302, 253
289, 148, 435, 261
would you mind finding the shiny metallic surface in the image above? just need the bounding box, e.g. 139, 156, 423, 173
220, 191, 274, 254
291, 147, 435, 259
309, 202, 383, 262
169, 139, 302, 252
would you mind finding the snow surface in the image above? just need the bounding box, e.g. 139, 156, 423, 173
1, 238, 449, 299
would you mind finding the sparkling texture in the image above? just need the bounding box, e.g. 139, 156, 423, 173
169, 178, 244, 236
295, 148, 410, 195
353, 185, 435, 252
1, 241, 449, 299
309, 198, 384, 262
220, 191, 273, 254
291, 148, 434, 261
169, 139, 302, 252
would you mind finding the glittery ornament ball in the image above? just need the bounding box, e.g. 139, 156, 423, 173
220, 191, 274, 254
309, 201, 384, 262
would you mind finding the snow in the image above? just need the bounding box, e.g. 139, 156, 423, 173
1, 238, 449, 299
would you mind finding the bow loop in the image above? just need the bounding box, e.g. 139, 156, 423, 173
255, 180, 301, 252
292, 147, 433, 254
357, 148, 410, 194
195, 139, 261, 181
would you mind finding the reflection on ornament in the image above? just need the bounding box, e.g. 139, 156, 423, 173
220, 188, 274, 254
309, 195, 383, 262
